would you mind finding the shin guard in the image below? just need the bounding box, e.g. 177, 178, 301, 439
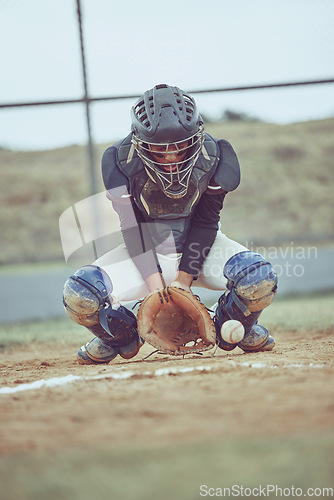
214, 251, 278, 351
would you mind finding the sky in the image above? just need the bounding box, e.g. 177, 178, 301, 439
0, 0, 333, 150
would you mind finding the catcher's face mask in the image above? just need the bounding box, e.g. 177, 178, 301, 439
132, 127, 204, 199
131, 84, 205, 199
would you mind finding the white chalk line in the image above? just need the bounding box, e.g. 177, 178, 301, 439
0, 365, 212, 395
0, 362, 326, 395
240, 362, 325, 369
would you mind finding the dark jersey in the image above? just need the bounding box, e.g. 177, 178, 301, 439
102, 133, 240, 280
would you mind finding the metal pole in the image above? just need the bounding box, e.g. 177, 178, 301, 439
76, 0, 99, 261
76, 0, 96, 196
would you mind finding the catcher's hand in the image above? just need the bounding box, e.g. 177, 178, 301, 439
137, 286, 217, 355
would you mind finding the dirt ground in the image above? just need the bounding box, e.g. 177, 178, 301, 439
0, 328, 333, 457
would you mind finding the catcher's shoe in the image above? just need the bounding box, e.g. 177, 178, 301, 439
77, 338, 119, 365
238, 324, 275, 352
118, 333, 144, 360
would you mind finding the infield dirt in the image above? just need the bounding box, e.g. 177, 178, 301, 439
0, 328, 333, 456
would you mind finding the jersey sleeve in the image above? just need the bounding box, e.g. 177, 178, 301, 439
178, 138, 240, 278
113, 197, 162, 280
178, 190, 226, 278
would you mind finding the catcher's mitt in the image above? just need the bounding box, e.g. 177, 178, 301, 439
137, 286, 217, 355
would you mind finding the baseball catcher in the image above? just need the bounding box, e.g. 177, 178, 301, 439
63, 84, 278, 364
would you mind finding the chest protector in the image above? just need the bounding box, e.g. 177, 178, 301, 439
116, 133, 219, 250
117, 133, 219, 216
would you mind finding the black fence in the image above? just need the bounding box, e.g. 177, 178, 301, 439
1, 0, 334, 195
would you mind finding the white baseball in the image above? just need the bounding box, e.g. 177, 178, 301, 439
221, 320, 245, 344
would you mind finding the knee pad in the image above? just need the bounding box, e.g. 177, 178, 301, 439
63, 265, 138, 347
63, 265, 113, 327
101, 305, 138, 347
224, 250, 278, 314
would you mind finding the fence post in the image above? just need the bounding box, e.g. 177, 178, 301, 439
76, 0, 96, 197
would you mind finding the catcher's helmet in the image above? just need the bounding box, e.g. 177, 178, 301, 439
131, 84, 204, 199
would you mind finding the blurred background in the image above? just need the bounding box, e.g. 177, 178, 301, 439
0, 0, 334, 321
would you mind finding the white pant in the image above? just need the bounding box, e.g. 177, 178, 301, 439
94, 231, 248, 304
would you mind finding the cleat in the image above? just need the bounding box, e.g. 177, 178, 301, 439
257, 335, 276, 352
238, 325, 275, 353
118, 334, 144, 360
218, 338, 239, 351
77, 345, 98, 365
77, 338, 118, 365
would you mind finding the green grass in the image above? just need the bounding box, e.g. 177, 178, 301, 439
0, 317, 91, 352
261, 292, 334, 332
0, 293, 333, 352
0, 433, 333, 500
1, 118, 334, 265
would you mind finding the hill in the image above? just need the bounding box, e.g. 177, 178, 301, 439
0, 118, 333, 265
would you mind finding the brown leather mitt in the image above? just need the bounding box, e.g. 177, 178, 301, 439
137, 286, 217, 355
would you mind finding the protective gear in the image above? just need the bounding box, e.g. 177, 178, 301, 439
63, 265, 113, 328
239, 325, 275, 352
118, 334, 144, 359
137, 286, 216, 355
212, 140, 240, 192
116, 131, 219, 218
77, 338, 119, 364
214, 251, 278, 352
63, 265, 141, 360
77, 331, 144, 365
105, 134, 240, 222
131, 84, 205, 199
102, 133, 240, 254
